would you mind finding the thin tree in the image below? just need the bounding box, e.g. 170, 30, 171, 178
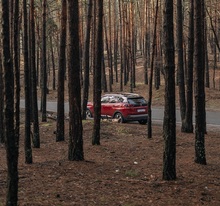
148, 0, 159, 139
41, 0, 47, 122
176, 0, 186, 131
162, 0, 176, 180
92, 0, 103, 145
82, 0, 93, 120
194, 0, 206, 165
23, 0, 33, 164
2, 0, 19, 204
30, 0, 40, 148
144, 0, 149, 85
56, 0, 67, 141
182, 0, 194, 133
67, 0, 84, 161
0, 43, 4, 144
14, 0, 20, 149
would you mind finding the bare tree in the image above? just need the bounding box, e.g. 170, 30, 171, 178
41, 0, 47, 122
30, 0, 40, 148
82, 0, 93, 120
56, 0, 67, 141
92, 0, 103, 145
162, 0, 176, 181
0, 42, 4, 144
176, 0, 186, 131
194, 0, 206, 165
23, 0, 33, 164
2, 0, 19, 204
14, 0, 20, 150
148, 0, 159, 139
67, 0, 84, 160
182, 0, 194, 133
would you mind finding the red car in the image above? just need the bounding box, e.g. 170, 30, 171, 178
86, 93, 148, 124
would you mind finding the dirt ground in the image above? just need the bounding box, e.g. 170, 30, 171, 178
1, 65, 220, 205
0, 117, 220, 206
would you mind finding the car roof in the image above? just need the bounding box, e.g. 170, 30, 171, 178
102, 93, 142, 98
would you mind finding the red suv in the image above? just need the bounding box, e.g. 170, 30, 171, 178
86, 93, 148, 124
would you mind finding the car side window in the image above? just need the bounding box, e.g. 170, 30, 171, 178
109, 97, 118, 103
101, 97, 109, 103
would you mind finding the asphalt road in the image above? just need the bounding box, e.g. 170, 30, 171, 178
20, 100, 220, 127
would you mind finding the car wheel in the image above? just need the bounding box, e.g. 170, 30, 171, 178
86, 109, 93, 119
138, 119, 148, 125
114, 112, 124, 123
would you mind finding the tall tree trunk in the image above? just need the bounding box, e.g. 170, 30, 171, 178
82, 0, 93, 120
113, 0, 119, 83
67, 0, 84, 161
0, 38, 4, 144
119, 0, 123, 91
144, 0, 149, 85
50, 36, 56, 90
23, 0, 33, 164
108, 0, 113, 86
194, 0, 206, 165
176, 0, 186, 131
2, 0, 18, 204
162, 0, 176, 181
56, 0, 67, 141
41, 0, 47, 122
182, 0, 194, 133
148, 0, 159, 139
30, 0, 40, 148
92, 0, 103, 145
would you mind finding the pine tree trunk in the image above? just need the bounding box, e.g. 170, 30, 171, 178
68, 0, 84, 161
92, 0, 103, 145
194, 0, 206, 165
162, 0, 176, 181
148, 0, 159, 139
2, 0, 19, 204
82, 0, 92, 120
0, 45, 4, 144
182, 0, 194, 133
23, 0, 33, 164
56, 0, 67, 142
176, 0, 186, 130
14, 0, 20, 148
30, 0, 40, 148
41, 0, 47, 122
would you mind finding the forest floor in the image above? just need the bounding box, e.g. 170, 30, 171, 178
1, 65, 220, 205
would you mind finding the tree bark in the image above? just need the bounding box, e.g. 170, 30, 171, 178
23, 0, 33, 164
148, 0, 159, 139
2, 0, 19, 204
162, 0, 176, 181
56, 0, 67, 141
82, 0, 93, 120
182, 0, 194, 133
176, 0, 186, 130
68, 0, 84, 161
30, 0, 40, 148
92, 0, 103, 145
0, 41, 4, 144
41, 0, 47, 122
194, 0, 207, 165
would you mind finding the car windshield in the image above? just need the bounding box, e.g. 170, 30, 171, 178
127, 97, 147, 106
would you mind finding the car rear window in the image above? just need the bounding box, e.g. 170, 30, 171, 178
127, 98, 148, 106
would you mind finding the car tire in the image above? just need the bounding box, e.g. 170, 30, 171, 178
86, 109, 93, 119
138, 119, 148, 125
114, 112, 124, 123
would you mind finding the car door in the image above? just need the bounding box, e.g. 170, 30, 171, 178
101, 96, 110, 116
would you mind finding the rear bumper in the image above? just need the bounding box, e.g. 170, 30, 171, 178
124, 114, 148, 121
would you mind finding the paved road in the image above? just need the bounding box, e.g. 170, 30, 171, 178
20, 100, 220, 127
